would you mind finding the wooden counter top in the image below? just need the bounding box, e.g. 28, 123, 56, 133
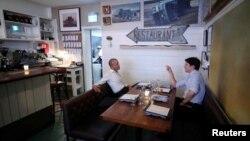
53, 64, 82, 69
0, 66, 57, 84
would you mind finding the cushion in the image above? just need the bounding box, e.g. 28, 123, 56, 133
69, 116, 118, 141
100, 82, 115, 97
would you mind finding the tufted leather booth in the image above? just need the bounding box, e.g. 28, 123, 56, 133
62, 85, 120, 141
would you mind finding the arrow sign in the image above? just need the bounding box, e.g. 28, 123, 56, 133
127, 25, 188, 44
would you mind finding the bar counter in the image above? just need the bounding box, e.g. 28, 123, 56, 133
0, 66, 57, 140
0, 66, 57, 84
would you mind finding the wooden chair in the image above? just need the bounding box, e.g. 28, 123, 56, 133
50, 67, 69, 111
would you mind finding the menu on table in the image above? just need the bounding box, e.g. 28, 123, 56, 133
145, 104, 170, 119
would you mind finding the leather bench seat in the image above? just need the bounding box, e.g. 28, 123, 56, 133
62, 86, 120, 141
69, 115, 117, 141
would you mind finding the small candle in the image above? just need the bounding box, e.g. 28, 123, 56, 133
24, 71, 29, 75
144, 89, 150, 97
23, 65, 29, 71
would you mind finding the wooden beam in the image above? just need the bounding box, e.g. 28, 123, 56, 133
204, 0, 232, 23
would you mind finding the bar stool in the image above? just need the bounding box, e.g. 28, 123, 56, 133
50, 67, 69, 111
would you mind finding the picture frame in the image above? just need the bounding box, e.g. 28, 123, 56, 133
203, 29, 208, 46
111, 2, 140, 23
102, 5, 111, 14
207, 26, 213, 51
144, 0, 199, 27
201, 51, 210, 71
103, 17, 111, 25
59, 8, 81, 32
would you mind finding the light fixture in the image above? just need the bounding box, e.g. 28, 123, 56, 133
106, 36, 112, 47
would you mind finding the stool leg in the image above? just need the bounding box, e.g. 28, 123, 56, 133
56, 87, 62, 108
51, 88, 55, 111
64, 84, 69, 99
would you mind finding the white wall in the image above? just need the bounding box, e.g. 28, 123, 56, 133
0, 0, 51, 18
100, 0, 205, 85
81, 3, 101, 27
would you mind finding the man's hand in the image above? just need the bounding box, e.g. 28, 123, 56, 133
179, 102, 192, 108
128, 85, 132, 90
93, 84, 101, 93
166, 65, 173, 74
166, 65, 177, 87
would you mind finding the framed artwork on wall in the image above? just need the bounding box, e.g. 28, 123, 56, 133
102, 5, 111, 14
103, 17, 111, 25
111, 2, 140, 23
144, 0, 199, 27
59, 8, 81, 32
203, 29, 208, 46
207, 26, 213, 51
201, 51, 210, 71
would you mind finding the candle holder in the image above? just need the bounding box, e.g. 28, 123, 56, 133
23, 65, 29, 71
24, 71, 29, 75
23, 65, 29, 75
144, 89, 150, 98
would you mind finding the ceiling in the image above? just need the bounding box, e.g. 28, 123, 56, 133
25, 0, 101, 7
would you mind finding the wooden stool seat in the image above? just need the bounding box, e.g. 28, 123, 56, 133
50, 68, 69, 111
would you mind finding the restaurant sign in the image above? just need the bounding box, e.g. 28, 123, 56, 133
127, 26, 188, 44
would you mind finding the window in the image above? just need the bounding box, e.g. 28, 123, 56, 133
88, 12, 98, 23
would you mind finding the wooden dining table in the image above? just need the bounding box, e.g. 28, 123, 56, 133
101, 86, 176, 140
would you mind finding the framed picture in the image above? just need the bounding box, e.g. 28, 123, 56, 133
201, 51, 210, 70
59, 8, 81, 31
103, 17, 111, 25
102, 5, 111, 14
111, 2, 140, 23
207, 26, 213, 51
203, 30, 208, 46
144, 0, 199, 27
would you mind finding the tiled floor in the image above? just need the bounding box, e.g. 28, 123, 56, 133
26, 111, 66, 141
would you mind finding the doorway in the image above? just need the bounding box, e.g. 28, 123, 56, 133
82, 27, 102, 91
91, 29, 102, 84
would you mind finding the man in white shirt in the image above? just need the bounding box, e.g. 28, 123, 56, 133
93, 58, 130, 97
166, 57, 205, 121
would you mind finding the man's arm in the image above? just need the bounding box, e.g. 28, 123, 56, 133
180, 90, 196, 106
92, 73, 109, 92
93, 84, 101, 92
166, 65, 177, 87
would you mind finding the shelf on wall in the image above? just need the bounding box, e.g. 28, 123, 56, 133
0, 9, 57, 42
0, 37, 56, 42
40, 30, 53, 33
120, 45, 196, 50
5, 20, 35, 27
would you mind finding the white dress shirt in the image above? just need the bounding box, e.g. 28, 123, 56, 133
95, 69, 125, 93
176, 70, 205, 104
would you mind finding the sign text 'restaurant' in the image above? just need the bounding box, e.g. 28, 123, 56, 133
127, 26, 188, 44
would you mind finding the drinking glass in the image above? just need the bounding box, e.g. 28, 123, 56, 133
138, 86, 145, 106
157, 79, 161, 88
148, 81, 152, 89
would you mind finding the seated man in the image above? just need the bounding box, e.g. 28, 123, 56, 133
93, 58, 130, 97
166, 57, 205, 121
